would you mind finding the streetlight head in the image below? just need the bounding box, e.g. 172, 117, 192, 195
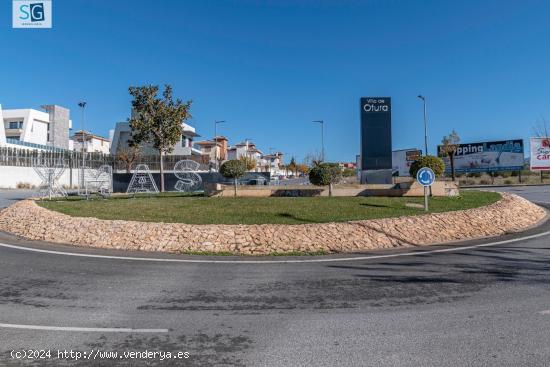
78, 101, 87, 108
417, 95, 425, 100
215, 120, 226, 124
312, 120, 323, 123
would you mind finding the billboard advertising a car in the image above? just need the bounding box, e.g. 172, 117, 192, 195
392, 148, 421, 176
437, 139, 524, 173
530, 137, 550, 171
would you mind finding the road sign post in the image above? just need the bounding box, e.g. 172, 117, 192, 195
416, 167, 435, 212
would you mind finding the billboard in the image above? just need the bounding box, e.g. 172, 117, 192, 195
530, 137, 550, 170
360, 97, 392, 171
392, 148, 421, 176
437, 139, 524, 173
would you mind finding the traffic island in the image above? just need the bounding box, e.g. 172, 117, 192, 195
0, 193, 545, 255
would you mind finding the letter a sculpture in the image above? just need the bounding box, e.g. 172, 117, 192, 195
126, 164, 159, 194
173, 160, 202, 192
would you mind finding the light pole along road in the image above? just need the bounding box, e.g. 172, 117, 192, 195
312, 120, 325, 162
417, 95, 428, 156
0, 187, 550, 366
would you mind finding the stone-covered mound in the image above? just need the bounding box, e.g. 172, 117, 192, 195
0, 193, 545, 255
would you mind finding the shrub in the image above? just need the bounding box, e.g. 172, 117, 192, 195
308, 163, 342, 197
220, 160, 247, 196
459, 178, 475, 186
342, 168, 356, 177
479, 178, 492, 185
409, 155, 445, 178
468, 172, 482, 178
16, 182, 33, 189
504, 179, 514, 185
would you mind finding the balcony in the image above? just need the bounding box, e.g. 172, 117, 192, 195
5, 138, 68, 152
4, 128, 23, 137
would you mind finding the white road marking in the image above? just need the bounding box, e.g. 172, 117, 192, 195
539, 310, 550, 315
1, 228, 550, 264
0, 323, 168, 333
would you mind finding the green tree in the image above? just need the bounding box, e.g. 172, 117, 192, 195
239, 155, 257, 171
409, 155, 445, 178
439, 130, 461, 181
220, 159, 247, 196
308, 163, 342, 197
342, 168, 356, 177
287, 157, 298, 176
128, 84, 192, 192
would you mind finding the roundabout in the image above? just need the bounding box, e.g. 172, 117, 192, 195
0, 191, 544, 256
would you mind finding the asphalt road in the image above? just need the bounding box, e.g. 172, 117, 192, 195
0, 190, 36, 209
1, 187, 550, 366
475, 184, 550, 204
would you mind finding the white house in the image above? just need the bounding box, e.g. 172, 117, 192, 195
226, 140, 285, 175
71, 130, 110, 154
227, 140, 263, 161
261, 152, 285, 176
109, 121, 201, 156
0, 104, 72, 151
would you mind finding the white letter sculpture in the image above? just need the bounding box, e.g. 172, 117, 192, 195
82, 165, 113, 198
174, 160, 202, 192
127, 164, 159, 194
33, 158, 68, 199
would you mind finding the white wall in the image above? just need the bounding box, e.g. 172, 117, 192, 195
72, 137, 110, 154
0, 166, 83, 189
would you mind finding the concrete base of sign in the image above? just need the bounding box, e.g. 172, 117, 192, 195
360, 169, 393, 184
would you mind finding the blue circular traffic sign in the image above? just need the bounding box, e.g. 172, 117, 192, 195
416, 167, 435, 187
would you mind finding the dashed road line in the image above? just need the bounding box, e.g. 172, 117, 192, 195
0, 323, 168, 333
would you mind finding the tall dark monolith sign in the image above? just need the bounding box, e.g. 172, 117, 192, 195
360, 97, 392, 184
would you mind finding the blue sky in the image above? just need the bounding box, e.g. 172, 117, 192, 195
1, 0, 549, 162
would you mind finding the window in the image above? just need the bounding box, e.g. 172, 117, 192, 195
8, 121, 23, 129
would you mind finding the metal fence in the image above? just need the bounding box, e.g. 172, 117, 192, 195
0, 146, 211, 171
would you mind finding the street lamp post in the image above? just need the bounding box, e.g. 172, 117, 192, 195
312, 120, 325, 162
78, 101, 87, 195
417, 95, 428, 156
214, 120, 226, 170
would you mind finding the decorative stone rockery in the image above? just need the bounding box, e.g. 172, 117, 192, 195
0, 194, 545, 256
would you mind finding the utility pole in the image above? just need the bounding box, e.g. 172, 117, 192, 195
417, 95, 428, 156
312, 120, 325, 162
78, 101, 87, 195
